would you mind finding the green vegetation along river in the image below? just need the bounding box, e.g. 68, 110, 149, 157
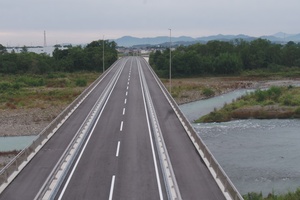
197, 86, 300, 123
179, 90, 300, 196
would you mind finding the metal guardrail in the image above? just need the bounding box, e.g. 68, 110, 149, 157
0, 60, 119, 190
137, 58, 182, 200
1, 57, 243, 200
39, 58, 127, 200
141, 58, 243, 200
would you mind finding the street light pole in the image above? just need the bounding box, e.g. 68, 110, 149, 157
169, 28, 172, 94
103, 35, 105, 73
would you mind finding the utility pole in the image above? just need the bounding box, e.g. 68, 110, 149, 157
169, 28, 172, 94
44, 30, 47, 47
103, 35, 105, 73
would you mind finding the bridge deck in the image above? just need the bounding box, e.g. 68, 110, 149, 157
0, 57, 226, 200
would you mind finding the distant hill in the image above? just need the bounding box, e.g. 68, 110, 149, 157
114, 36, 195, 47
285, 33, 300, 42
113, 33, 300, 47
272, 32, 295, 39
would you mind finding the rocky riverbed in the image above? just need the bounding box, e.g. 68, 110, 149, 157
1, 77, 300, 169
0, 106, 66, 137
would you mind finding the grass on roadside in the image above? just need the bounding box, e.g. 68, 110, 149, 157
0, 72, 100, 110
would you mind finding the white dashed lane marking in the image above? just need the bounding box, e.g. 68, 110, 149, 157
108, 175, 116, 200
116, 141, 121, 157
120, 121, 123, 131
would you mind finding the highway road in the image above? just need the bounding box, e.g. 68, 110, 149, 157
0, 57, 226, 200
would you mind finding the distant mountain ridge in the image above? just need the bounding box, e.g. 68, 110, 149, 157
114, 36, 195, 47
113, 33, 300, 47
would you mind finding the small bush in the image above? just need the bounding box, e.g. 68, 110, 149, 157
47, 73, 55, 79
263, 100, 275, 106
12, 83, 21, 90
255, 90, 266, 102
47, 73, 66, 79
46, 78, 70, 88
243, 188, 300, 200
197, 110, 231, 123
0, 82, 11, 92
295, 107, 300, 116
75, 78, 87, 87
254, 87, 282, 102
282, 94, 294, 106
16, 76, 45, 87
243, 192, 263, 200
268, 86, 282, 100
202, 88, 215, 97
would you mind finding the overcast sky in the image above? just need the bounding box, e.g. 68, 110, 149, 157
1, 0, 300, 46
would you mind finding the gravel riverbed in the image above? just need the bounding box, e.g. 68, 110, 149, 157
1, 78, 300, 169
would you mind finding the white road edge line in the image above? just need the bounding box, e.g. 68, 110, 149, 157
138, 60, 164, 200
108, 175, 116, 200
58, 93, 110, 200
120, 121, 123, 131
116, 141, 120, 157
57, 58, 126, 200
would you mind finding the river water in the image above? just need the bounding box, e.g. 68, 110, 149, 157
0, 89, 299, 195
0, 135, 36, 152
179, 91, 300, 196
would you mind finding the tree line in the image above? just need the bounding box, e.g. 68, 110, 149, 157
0, 40, 118, 74
149, 39, 300, 77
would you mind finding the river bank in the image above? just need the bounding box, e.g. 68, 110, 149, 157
1, 76, 300, 169
165, 77, 300, 104
197, 85, 300, 123
1, 77, 300, 137
179, 92, 300, 197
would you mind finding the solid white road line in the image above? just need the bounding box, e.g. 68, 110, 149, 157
116, 141, 120, 157
108, 175, 116, 200
120, 121, 123, 131
123, 108, 126, 115
138, 63, 164, 200
57, 58, 126, 200
58, 92, 113, 200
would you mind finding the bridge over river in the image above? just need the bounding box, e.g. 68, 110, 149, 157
0, 57, 242, 200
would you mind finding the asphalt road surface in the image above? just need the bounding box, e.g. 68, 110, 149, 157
0, 57, 226, 200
